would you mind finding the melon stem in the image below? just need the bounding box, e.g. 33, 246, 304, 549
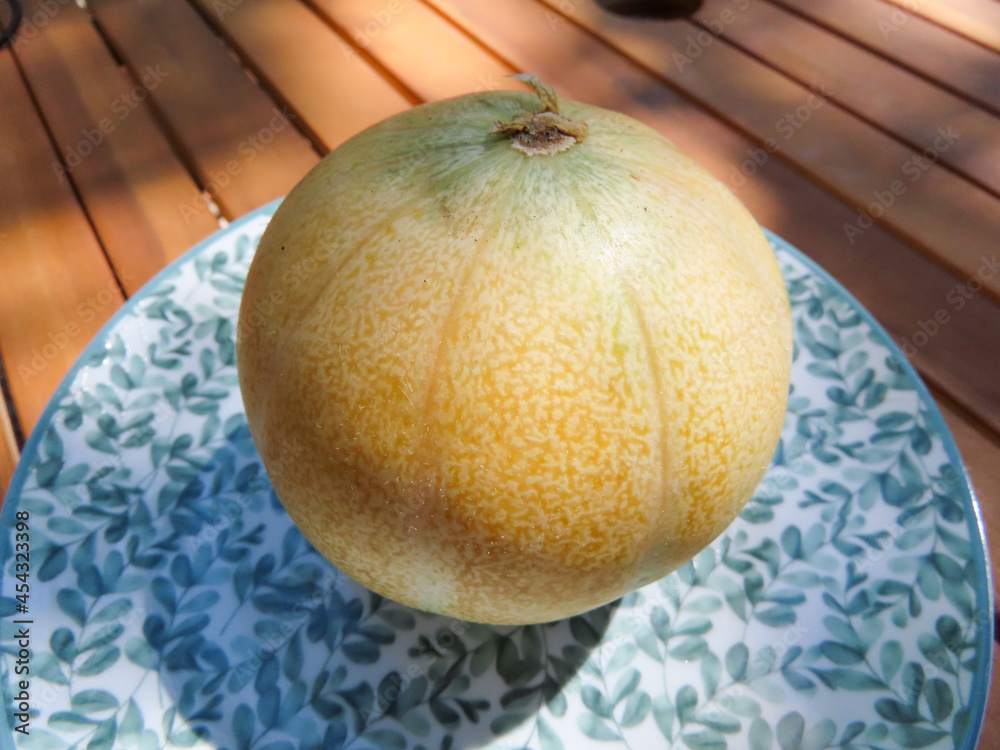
490, 73, 588, 156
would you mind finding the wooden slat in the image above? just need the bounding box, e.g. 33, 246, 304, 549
984, 696, 1000, 750
525, 0, 1000, 304
984, 648, 1000, 749
985, 651, 1000, 749
304, 0, 520, 103
0, 50, 125, 432
12, 0, 220, 294
422, 0, 1000, 437
771, 0, 1000, 116
87, 0, 321, 219
696, 0, 1000, 197
0, 392, 20, 501
185, 0, 413, 151
881, 0, 1000, 54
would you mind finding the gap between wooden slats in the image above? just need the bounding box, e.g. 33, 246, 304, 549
1, 0, 323, 487
302, 0, 521, 103
695, 0, 1000, 198
184, 0, 415, 152
13, 0, 222, 294
0, 373, 20, 500
770, 0, 1000, 116
880, 0, 1000, 55
0, 51, 125, 435
87, 0, 321, 219
420, 0, 1000, 438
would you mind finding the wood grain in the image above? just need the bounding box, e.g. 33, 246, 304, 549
696, 0, 1000, 197
0, 51, 125, 433
305, 0, 520, 103
87, 0, 321, 219
13, 0, 221, 293
186, 0, 413, 151
769, 0, 1000, 115
881, 0, 1000, 54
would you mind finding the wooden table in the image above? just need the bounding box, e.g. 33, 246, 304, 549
2, 0, 998, 742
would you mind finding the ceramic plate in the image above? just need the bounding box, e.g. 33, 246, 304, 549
1, 202, 992, 750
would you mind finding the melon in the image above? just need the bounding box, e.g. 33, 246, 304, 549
237, 76, 792, 625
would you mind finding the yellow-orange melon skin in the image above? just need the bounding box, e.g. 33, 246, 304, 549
237, 91, 792, 625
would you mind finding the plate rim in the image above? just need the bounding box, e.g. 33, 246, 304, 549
1, 204, 993, 749
765, 231, 995, 749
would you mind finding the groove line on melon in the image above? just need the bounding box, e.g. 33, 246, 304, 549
553, 154, 671, 566
414, 213, 502, 490
285, 195, 427, 334
619, 281, 671, 546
